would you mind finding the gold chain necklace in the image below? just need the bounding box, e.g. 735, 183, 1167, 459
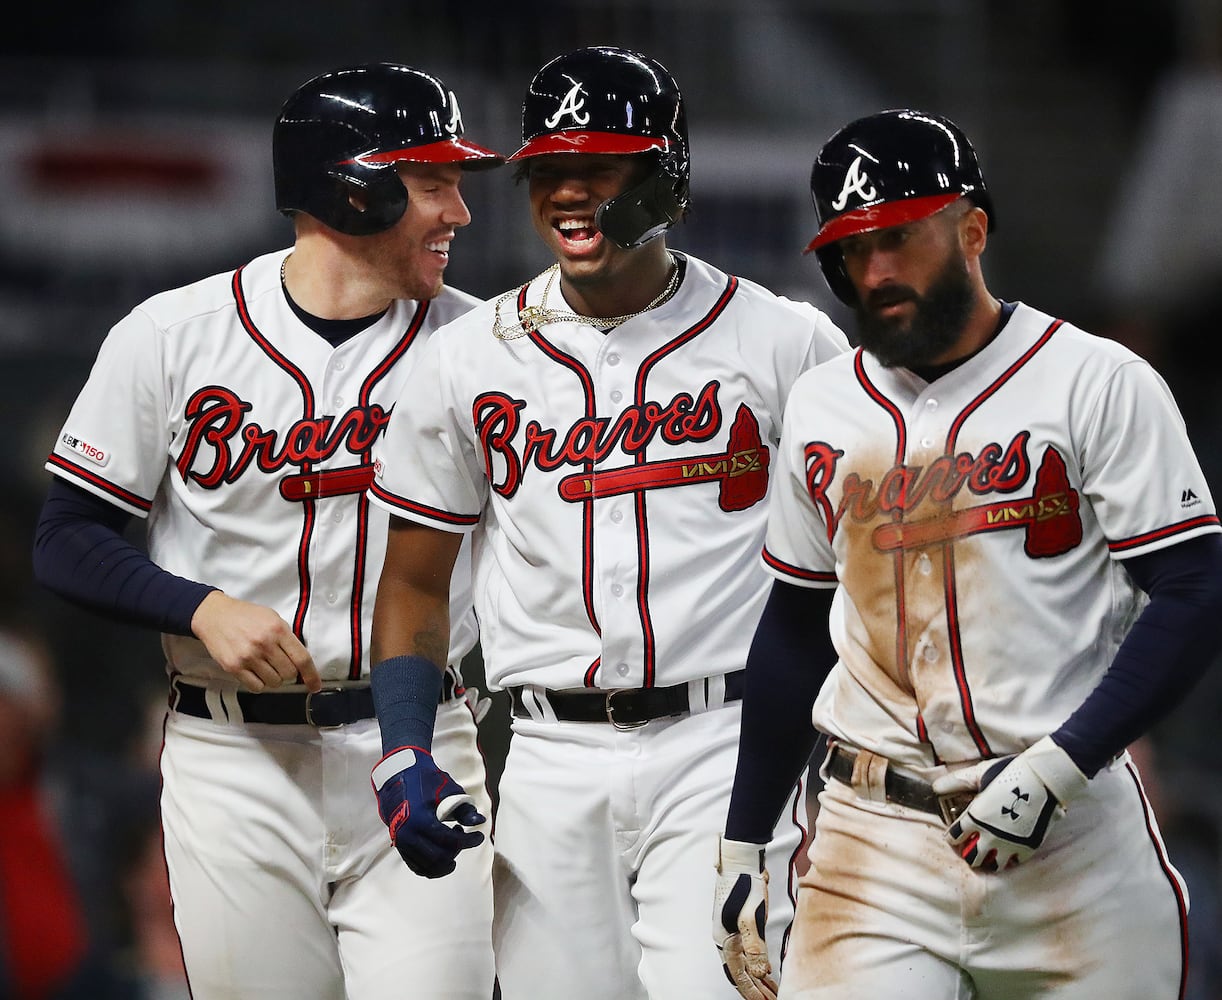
492, 254, 680, 341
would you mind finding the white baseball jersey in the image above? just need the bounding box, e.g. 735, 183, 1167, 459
46, 247, 479, 684
764, 301, 1221, 770
369, 252, 849, 691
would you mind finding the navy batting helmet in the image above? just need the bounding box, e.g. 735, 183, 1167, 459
509, 46, 689, 249
805, 109, 995, 304
273, 63, 503, 237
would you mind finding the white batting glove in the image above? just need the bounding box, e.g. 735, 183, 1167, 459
931, 736, 1088, 871
712, 836, 778, 1000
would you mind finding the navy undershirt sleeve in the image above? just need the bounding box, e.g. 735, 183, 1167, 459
1052, 533, 1222, 776
32, 478, 216, 635
724, 580, 838, 844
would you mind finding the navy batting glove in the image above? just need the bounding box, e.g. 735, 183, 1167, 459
372, 746, 486, 879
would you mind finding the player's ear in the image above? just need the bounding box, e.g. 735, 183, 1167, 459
959, 202, 989, 258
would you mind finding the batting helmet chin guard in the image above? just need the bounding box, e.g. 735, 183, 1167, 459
509, 46, 690, 249
805, 109, 995, 304
273, 63, 503, 237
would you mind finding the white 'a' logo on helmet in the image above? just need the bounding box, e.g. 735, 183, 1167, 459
445, 91, 463, 135
544, 82, 591, 128
832, 155, 878, 211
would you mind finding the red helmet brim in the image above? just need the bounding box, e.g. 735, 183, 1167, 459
803, 193, 959, 253
508, 130, 667, 160
349, 137, 505, 168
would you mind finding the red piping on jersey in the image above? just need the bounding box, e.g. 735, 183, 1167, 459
347, 301, 429, 679
1108, 515, 1221, 553
523, 271, 738, 689
231, 265, 317, 643
942, 317, 1064, 756
778, 776, 806, 961
368, 481, 481, 526
1124, 760, 1189, 999
526, 328, 603, 663
853, 349, 913, 700
762, 547, 837, 584
631, 273, 738, 687
46, 454, 153, 512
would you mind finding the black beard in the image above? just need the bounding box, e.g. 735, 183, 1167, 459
852, 252, 975, 369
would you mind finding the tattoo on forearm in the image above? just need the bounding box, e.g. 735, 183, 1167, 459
413, 613, 450, 668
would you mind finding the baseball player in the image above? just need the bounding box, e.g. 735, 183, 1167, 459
712, 108, 1222, 999
31, 64, 503, 1000
366, 46, 849, 1000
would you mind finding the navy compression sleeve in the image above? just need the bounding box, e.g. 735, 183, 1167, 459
724, 580, 838, 844
1052, 533, 1222, 776
32, 478, 216, 635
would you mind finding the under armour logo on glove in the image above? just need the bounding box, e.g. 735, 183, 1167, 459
1001, 787, 1031, 821
930, 736, 1088, 872
372, 746, 485, 879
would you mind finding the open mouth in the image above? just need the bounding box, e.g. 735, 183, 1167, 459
425, 238, 452, 261
555, 218, 601, 253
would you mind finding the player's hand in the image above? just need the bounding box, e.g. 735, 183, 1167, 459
712, 835, 778, 1000
372, 746, 486, 878
190, 591, 321, 693
932, 736, 1088, 872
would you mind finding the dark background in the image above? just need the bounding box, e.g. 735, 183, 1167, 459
3, 1, 1221, 996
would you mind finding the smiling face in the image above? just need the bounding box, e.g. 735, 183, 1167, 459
373, 161, 472, 301
525, 153, 666, 302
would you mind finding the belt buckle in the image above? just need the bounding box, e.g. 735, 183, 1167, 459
304, 687, 347, 728
605, 690, 647, 731
937, 792, 972, 826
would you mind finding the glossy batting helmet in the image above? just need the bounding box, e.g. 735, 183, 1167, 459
273, 63, 503, 236
804, 109, 995, 304
509, 46, 689, 249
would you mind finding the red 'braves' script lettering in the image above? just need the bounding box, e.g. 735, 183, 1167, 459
805, 431, 1033, 535
474, 381, 724, 497
176, 387, 391, 487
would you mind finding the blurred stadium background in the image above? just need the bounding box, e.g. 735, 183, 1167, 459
3, 1, 1221, 995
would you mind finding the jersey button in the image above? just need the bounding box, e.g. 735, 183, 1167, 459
334, 361, 346, 372
326, 591, 338, 604
925, 398, 938, 411
921, 437, 934, 448
610, 510, 624, 523
611, 584, 624, 597
923, 645, 938, 662
918, 554, 932, 575
610, 390, 623, 404
607, 353, 621, 366
615, 663, 629, 677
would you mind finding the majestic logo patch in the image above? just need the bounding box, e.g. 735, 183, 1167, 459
61, 432, 109, 468
832, 155, 877, 211
544, 82, 591, 129
1181, 488, 1201, 508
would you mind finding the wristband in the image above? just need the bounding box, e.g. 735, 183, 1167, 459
370, 655, 443, 754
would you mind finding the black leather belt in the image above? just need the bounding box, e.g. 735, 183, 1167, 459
825, 742, 973, 824
509, 670, 745, 730
170, 667, 461, 727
